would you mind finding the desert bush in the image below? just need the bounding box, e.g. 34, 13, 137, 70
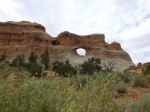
74, 75, 89, 89
28, 52, 38, 66
118, 73, 132, 83
0, 61, 10, 72
28, 64, 45, 77
128, 93, 150, 112
79, 57, 101, 75
115, 81, 127, 93
127, 66, 138, 70
144, 65, 150, 75
103, 61, 116, 72
0, 72, 125, 112
10, 54, 25, 67
24, 52, 45, 77
132, 75, 146, 87
41, 48, 50, 70
52, 60, 77, 77
0, 53, 7, 62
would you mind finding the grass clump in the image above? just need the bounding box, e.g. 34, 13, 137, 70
131, 75, 147, 88
115, 81, 127, 94
128, 93, 150, 112
118, 73, 132, 83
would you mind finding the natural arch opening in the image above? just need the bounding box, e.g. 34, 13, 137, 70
76, 48, 87, 56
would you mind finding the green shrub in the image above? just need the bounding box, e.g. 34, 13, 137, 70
115, 81, 127, 93
75, 75, 89, 89
0, 53, 7, 62
10, 54, 25, 67
52, 60, 77, 77
28, 52, 38, 66
28, 64, 45, 77
0, 72, 125, 112
139, 94, 150, 111
127, 66, 138, 70
119, 73, 132, 83
144, 65, 150, 75
79, 57, 101, 75
21, 52, 45, 77
128, 93, 150, 112
132, 75, 146, 87
41, 48, 50, 70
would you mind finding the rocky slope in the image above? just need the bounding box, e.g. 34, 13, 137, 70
0, 21, 134, 71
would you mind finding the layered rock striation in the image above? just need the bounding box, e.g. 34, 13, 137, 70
0, 21, 134, 70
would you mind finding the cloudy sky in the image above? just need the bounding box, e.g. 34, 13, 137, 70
0, 0, 150, 64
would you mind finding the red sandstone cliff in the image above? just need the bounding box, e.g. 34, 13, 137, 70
0, 21, 134, 70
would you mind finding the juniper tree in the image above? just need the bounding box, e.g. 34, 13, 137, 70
29, 52, 38, 66
41, 49, 50, 70
0, 53, 7, 62
11, 54, 25, 67
80, 57, 101, 75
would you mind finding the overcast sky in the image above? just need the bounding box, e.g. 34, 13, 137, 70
0, 0, 150, 64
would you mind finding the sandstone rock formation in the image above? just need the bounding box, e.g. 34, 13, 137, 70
137, 62, 150, 68
143, 62, 150, 67
137, 62, 143, 68
0, 21, 134, 71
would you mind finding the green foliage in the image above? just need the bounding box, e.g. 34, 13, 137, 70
27, 64, 44, 77
128, 93, 150, 112
75, 75, 89, 89
115, 81, 127, 93
0, 72, 125, 112
132, 75, 146, 87
127, 66, 138, 70
26, 52, 44, 77
0, 61, 10, 72
41, 48, 50, 70
29, 52, 38, 66
0, 53, 7, 62
144, 65, 150, 75
79, 57, 101, 75
118, 73, 132, 83
10, 54, 25, 67
52, 60, 77, 77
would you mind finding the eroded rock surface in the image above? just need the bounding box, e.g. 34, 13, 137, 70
0, 21, 134, 71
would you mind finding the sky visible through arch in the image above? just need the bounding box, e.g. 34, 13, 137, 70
0, 0, 150, 64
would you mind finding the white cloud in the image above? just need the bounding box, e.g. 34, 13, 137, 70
121, 18, 150, 40
0, 0, 24, 21
0, 0, 150, 64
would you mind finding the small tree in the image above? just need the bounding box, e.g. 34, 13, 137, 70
29, 65, 44, 77
11, 54, 25, 67
29, 52, 38, 66
41, 49, 50, 70
103, 61, 116, 72
79, 57, 101, 75
52, 60, 77, 77
25, 52, 45, 77
0, 53, 7, 62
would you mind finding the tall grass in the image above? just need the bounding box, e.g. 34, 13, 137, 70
0, 71, 125, 112
128, 93, 150, 112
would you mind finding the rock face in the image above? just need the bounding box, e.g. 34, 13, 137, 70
0, 21, 52, 59
0, 21, 134, 71
143, 62, 150, 67
137, 62, 143, 68
137, 62, 150, 68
